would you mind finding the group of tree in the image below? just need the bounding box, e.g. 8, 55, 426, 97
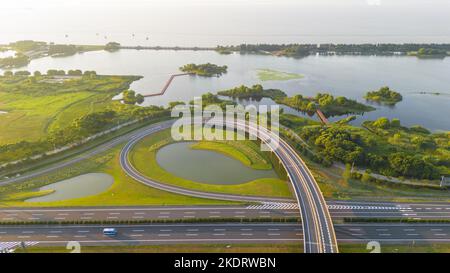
217, 84, 287, 100
105, 42, 121, 51
179, 63, 228, 77
122, 90, 145, 105
278, 92, 375, 116
365, 86, 403, 105
0, 53, 30, 68
216, 43, 450, 58
299, 125, 441, 180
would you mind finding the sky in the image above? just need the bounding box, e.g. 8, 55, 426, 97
1, 0, 450, 45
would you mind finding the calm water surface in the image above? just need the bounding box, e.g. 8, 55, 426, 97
26, 173, 114, 202
156, 142, 277, 185
8, 49, 450, 131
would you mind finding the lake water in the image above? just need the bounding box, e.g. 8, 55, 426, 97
26, 173, 114, 202
156, 142, 277, 185
6, 49, 450, 131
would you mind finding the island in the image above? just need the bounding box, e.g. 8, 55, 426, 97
0, 40, 105, 69
218, 84, 375, 117
364, 86, 403, 105
122, 90, 145, 105
215, 43, 450, 58
217, 84, 287, 100
277, 93, 375, 117
179, 63, 228, 77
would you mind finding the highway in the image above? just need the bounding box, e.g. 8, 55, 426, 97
1, 223, 449, 247
3, 201, 450, 222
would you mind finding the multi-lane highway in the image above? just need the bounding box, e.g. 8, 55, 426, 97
3, 201, 450, 223
1, 223, 449, 248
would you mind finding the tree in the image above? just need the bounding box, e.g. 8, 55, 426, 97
373, 117, 390, 129
3, 71, 13, 77
361, 170, 372, 183
33, 71, 42, 77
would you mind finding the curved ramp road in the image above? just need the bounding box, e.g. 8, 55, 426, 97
120, 120, 338, 253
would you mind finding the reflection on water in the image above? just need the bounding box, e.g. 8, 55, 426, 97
156, 142, 277, 185
26, 173, 114, 202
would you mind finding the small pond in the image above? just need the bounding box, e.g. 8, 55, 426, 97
26, 173, 114, 202
155, 142, 277, 185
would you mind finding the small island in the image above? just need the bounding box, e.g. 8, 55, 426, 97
218, 84, 287, 100
122, 90, 145, 105
364, 86, 403, 105
278, 93, 376, 117
179, 63, 228, 77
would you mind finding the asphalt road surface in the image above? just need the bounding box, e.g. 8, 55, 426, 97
1, 223, 449, 247
2, 201, 450, 222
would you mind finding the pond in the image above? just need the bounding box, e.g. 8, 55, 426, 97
4, 49, 450, 131
155, 142, 277, 185
26, 173, 114, 202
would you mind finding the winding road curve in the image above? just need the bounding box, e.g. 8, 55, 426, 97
119, 119, 338, 253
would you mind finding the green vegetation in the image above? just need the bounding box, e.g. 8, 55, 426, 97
365, 86, 403, 105
105, 42, 121, 51
278, 93, 375, 117
286, 116, 449, 181
217, 43, 450, 58
0, 145, 232, 207
179, 63, 228, 77
191, 141, 272, 170
217, 84, 287, 100
0, 72, 170, 165
409, 48, 449, 58
0, 40, 105, 69
16, 243, 303, 253
122, 90, 145, 105
129, 129, 292, 198
256, 69, 303, 81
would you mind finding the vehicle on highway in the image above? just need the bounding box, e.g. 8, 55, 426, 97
103, 228, 118, 237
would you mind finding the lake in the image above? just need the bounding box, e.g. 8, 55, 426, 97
6, 49, 450, 131
26, 173, 114, 202
156, 142, 277, 185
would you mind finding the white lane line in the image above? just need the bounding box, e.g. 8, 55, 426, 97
240, 233, 253, 236
80, 217, 92, 220
213, 233, 225, 236
22, 231, 34, 234
28, 217, 40, 220
74, 235, 86, 238
241, 229, 252, 231
268, 229, 280, 231
130, 234, 143, 237
57, 213, 69, 216
107, 216, 118, 219
187, 229, 198, 232
268, 233, 281, 236
184, 212, 195, 214
49, 231, 62, 234
183, 216, 195, 218
431, 229, 443, 231
209, 215, 220, 218
404, 229, 416, 231
77, 230, 90, 233
351, 234, 364, 236
234, 211, 245, 214
186, 234, 198, 236
434, 234, 447, 236
132, 230, 145, 232
159, 212, 170, 215
46, 235, 59, 238
158, 234, 170, 237
132, 216, 144, 219
214, 229, 226, 231
406, 234, 419, 236
109, 213, 120, 215
134, 212, 145, 215
54, 217, 66, 220
209, 212, 220, 214
349, 229, 361, 231
18, 236, 30, 239
160, 229, 172, 232
379, 234, 392, 236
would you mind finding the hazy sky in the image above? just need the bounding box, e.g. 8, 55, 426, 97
1, 0, 450, 45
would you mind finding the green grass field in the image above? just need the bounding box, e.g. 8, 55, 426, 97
0, 75, 139, 145
256, 69, 303, 81
130, 129, 292, 198
15, 242, 450, 253
0, 144, 236, 207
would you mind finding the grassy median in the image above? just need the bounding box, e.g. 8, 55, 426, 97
129, 129, 292, 198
